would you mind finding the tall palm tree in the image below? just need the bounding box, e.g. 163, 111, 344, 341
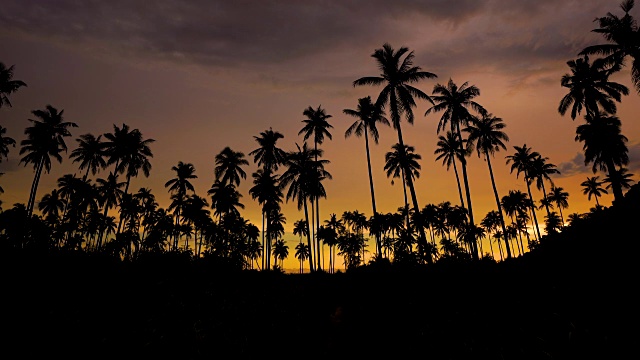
19, 105, 77, 217
343, 96, 389, 255
558, 56, 628, 120
353, 43, 436, 253
272, 239, 289, 270
425, 79, 487, 259
0, 125, 16, 162
580, 0, 640, 93
464, 113, 511, 258
575, 112, 629, 203
165, 161, 198, 248
299, 104, 333, 268
384, 143, 421, 228
215, 146, 249, 186
70, 133, 107, 181
294, 242, 310, 274
505, 144, 542, 240
249, 128, 287, 172
103, 123, 154, 196
95, 172, 125, 248
249, 168, 283, 270
547, 186, 570, 226
529, 155, 560, 219
434, 131, 467, 208
581, 176, 608, 207
0, 62, 27, 109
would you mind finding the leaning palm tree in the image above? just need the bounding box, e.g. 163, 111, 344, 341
0, 62, 27, 109
384, 143, 421, 229
70, 133, 107, 181
547, 186, 570, 226
425, 79, 487, 259
434, 131, 468, 208
505, 144, 542, 240
19, 105, 78, 217
343, 96, 389, 255
581, 176, 608, 208
0, 125, 16, 162
464, 113, 511, 258
580, 0, 640, 93
353, 43, 436, 252
575, 112, 629, 204
558, 56, 628, 120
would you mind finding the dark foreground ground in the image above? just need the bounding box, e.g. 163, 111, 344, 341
2, 190, 639, 359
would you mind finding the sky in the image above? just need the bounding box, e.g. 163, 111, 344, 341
1, 0, 639, 271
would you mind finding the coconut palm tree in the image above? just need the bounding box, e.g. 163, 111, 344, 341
70, 133, 107, 181
581, 176, 608, 208
0, 62, 27, 109
38, 189, 65, 223
575, 112, 629, 204
384, 143, 421, 229
547, 186, 570, 226
343, 96, 389, 255
529, 155, 560, 219
165, 161, 197, 248
214, 146, 249, 187
19, 105, 77, 217
294, 242, 310, 274
505, 144, 542, 240
580, 0, 640, 93
434, 131, 468, 208
603, 167, 636, 195
558, 56, 629, 120
249, 128, 287, 172
272, 239, 289, 270
0, 125, 16, 162
249, 168, 283, 270
353, 43, 436, 252
425, 79, 487, 259
208, 181, 244, 219
464, 113, 512, 258
95, 172, 125, 249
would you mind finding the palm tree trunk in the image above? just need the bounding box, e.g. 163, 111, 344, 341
540, 180, 551, 219
485, 153, 511, 258
607, 160, 624, 204
27, 158, 45, 217
303, 198, 314, 272
261, 210, 265, 270
401, 168, 409, 228
455, 123, 478, 260
363, 127, 381, 256
452, 159, 466, 209
525, 176, 542, 240
117, 174, 132, 235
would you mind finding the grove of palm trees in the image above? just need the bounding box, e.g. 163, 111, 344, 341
1, 1, 639, 358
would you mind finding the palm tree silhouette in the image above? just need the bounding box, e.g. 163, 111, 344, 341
70, 133, 107, 181
0, 62, 27, 109
0, 125, 16, 162
249, 128, 287, 172
353, 43, 436, 253
580, 0, 640, 93
165, 161, 198, 249
19, 105, 77, 217
530, 155, 560, 219
426, 79, 487, 259
575, 112, 629, 204
95, 172, 125, 249
434, 131, 468, 208
558, 56, 628, 120
581, 176, 608, 209
343, 96, 389, 255
547, 186, 570, 226
603, 167, 636, 195
215, 146, 249, 186
38, 188, 65, 223
464, 113, 512, 258
506, 144, 542, 240
249, 168, 283, 270
299, 105, 333, 271
384, 143, 421, 230
294, 242, 310, 274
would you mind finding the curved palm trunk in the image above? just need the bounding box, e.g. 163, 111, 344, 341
261, 211, 265, 270
401, 167, 409, 228
484, 153, 511, 258
454, 123, 478, 260
524, 174, 542, 241
452, 158, 466, 209
27, 158, 45, 217
303, 198, 314, 272
363, 127, 381, 256
117, 174, 132, 235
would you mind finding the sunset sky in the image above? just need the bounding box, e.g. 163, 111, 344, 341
1, 0, 639, 270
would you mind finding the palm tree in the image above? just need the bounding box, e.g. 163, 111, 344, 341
38, 189, 65, 223
299, 104, 333, 268
95, 172, 125, 248
19, 105, 78, 217
575, 112, 629, 203
464, 113, 511, 258
249, 168, 283, 271
215, 146, 249, 186
558, 56, 628, 119
384, 143, 421, 228
580, 0, 640, 93
165, 161, 197, 248
581, 176, 608, 208
249, 128, 287, 172
208, 181, 244, 219
0, 125, 16, 162
547, 186, 570, 226
272, 239, 289, 270
343, 96, 389, 255
294, 242, 310, 274
70, 133, 107, 181
529, 155, 560, 219
505, 144, 542, 240
425, 79, 487, 259
434, 131, 468, 208
0, 62, 27, 108
603, 167, 635, 195
353, 43, 436, 253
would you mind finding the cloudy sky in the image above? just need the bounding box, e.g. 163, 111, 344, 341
1, 0, 638, 266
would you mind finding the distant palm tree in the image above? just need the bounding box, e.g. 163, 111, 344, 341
249, 128, 287, 172
529, 155, 560, 219
38, 188, 65, 223
384, 143, 421, 229
581, 176, 608, 208
580, 0, 640, 93
272, 239, 289, 270
464, 113, 511, 258
558, 56, 628, 119
344, 96, 389, 255
294, 242, 310, 274
95, 172, 125, 248
249, 168, 283, 270
0, 62, 27, 108
434, 131, 468, 208
215, 146, 249, 186
353, 43, 436, 253
426, 79, 487, 259
547, 186, 570, 226
70, 133, 107, 181
0, 125, 16, 162
505, 144, 542, 240
575, 112, 629, 203
165, 161, 198, 249
208, 181, 244, 219
19, 105, 77, 217
544, 211, 563, 235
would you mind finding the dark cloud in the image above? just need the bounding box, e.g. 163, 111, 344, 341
627, 142, 640, 173
557, 152, 588, 178
0, 158, 22, 174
